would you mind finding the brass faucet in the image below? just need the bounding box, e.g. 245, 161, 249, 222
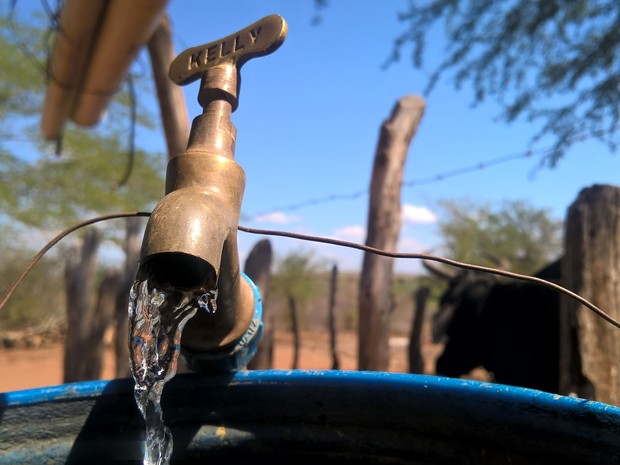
137, 15, 287, 370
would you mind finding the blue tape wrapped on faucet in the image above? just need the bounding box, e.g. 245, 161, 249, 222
181, 272, 263, 373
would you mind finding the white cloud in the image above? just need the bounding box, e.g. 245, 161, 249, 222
394, 236, 428, 274
253, 211, 299, 224
397, 235, 423, 252
332, 225, 366, 242
402, 204, 437, 224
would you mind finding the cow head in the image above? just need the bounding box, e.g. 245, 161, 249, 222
424, 260, 497, 377
423, 261, 496, 341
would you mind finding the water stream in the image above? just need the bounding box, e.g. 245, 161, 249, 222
128, 279, 217, 465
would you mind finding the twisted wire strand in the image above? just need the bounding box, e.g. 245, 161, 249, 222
1, 212, 618, 331
0, 212, 150, 311
238, 225, 620, 329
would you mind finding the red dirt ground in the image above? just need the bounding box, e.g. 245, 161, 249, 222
0, 329, 460, 392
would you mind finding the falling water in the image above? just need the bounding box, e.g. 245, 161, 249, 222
128, 279, 217, 465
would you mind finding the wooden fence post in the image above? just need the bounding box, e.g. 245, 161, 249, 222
328, 264, 340, 370
289, 296, 300, 369
358, 95, 425, 371
409, 286, 430, 374
147, 12, 190, 161
561, 184, 620, 404
64, 229, 101, 383
244, 239, 273, 370
113, 217, 142, 378
90, 270, 121, 379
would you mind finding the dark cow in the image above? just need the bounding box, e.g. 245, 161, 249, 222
428, 258, 562, 394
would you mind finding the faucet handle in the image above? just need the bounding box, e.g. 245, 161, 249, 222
169, 14, 288, 86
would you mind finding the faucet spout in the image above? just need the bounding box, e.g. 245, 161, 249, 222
137, 14, 287, 371
137, 142, 255, 353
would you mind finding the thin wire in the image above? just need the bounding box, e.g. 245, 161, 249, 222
2, 212, 619, 332
251, 147, 540, 217
251, 127, 618, 218
238, 225, 620, 330
0, 212, 150, 311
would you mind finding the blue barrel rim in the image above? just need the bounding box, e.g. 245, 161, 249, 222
2, 369, 620, 418
2, 370, 620, 465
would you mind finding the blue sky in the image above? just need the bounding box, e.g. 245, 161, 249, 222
162, 0, 619, 273
12, 0, 620, 274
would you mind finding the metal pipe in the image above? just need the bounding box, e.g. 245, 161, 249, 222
138, 15, 286, 361
137, 107, 255, 351
70, 0, 169, 126
40, 0, 108, 140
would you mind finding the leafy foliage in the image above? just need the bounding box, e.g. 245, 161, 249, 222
386, 0, 620, 166
3, 129, 165, 230
0, 245, 65, 330
0, 7, 166, 325
437, 199, 562, 274
0, 16, 44, 123
267, 249, 327, 333
271, 250, 327, 302
0, 10, 165, 231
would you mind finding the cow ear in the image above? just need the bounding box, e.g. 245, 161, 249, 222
422, 260, 456, 280
482, 252, 511, 270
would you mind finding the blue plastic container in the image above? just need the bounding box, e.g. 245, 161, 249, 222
1, 370, 620, 464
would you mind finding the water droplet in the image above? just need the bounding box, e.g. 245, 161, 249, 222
198, 288, 218, 313
150, 291, 165, 307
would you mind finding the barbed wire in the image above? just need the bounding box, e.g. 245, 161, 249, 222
6, 3, 617, 215
249, 128, 616, 219
249, 146, 543, 218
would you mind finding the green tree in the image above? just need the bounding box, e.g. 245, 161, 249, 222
315, 0, 619, 167
271, 250, 325, 368
438, 199, 562, 274
272, 251, 325, 304
0, 11, 164, 233
0, 240, 65, 330
0, 10, 165, 334
385, 0, 620, 166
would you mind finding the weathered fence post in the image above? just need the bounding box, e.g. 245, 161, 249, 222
289, 296, 300, 369
244, 239, 273, 370
409, 286, 430, 374
147, 12, 190, 161
91, 270, 121, 378
359, 95, 425, 371
328, 264, 340, 370
561, 184, 620, 405
64, 229, 101, 383
113, 217, 142, 378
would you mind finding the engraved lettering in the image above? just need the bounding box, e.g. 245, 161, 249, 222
234, 35, 245, 52
220, 39, 233, 57
189, 51, 203, 69
170, 15, 286, 85
249, 27, 262, 43
207, 45, 218, 63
